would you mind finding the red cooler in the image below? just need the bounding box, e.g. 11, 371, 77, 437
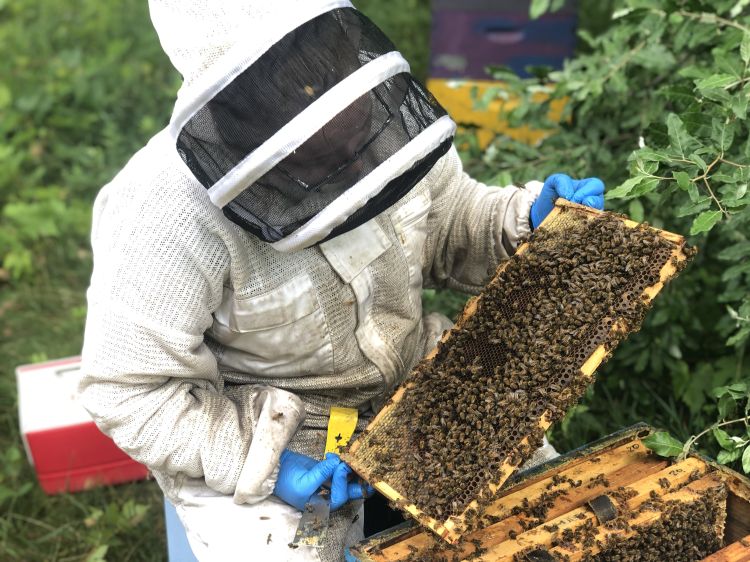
16, 356, 149, 494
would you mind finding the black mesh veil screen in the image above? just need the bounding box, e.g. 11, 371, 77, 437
176, 7, 451, 244
223, 74, 449, 242
321, 137, 452, 243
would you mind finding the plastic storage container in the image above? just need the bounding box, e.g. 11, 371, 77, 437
16, 356, 149, 494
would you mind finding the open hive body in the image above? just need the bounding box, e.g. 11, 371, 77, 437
342, 201, 692, 544
348, 426, 750, 562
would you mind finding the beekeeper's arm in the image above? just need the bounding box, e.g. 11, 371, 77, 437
422, 146, 604, 292
79, 183, 308, 505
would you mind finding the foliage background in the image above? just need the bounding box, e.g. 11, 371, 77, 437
0, 0, 747, 560
461, 0, 750, 468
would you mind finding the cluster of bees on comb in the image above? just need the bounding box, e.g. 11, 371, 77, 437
394, 466, 724, 562
576, 485, 726, 561
353, 210, 695, 528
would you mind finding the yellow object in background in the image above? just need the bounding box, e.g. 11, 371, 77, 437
427, 78, 567, 149
325, 406, 359, 455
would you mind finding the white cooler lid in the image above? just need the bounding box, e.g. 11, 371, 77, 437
15, 356, 90, 464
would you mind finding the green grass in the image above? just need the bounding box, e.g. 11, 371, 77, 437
1, 0, 183, 558
0, 254, 168, 561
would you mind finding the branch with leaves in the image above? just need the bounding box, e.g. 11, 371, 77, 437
644, 382, 750, 474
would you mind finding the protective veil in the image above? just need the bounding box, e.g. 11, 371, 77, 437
161, 1, 455, 252
79, 2, 553, 561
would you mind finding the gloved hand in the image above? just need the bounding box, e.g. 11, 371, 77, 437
273, 449, 341, 511
530, 174, 605, 229
330, 462, 376, 510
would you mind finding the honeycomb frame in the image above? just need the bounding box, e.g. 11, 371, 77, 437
342, 201, 691, 544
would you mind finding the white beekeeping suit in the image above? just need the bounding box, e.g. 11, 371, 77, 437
79, 1, 554, 560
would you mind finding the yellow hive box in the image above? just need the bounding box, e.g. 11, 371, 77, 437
426, 78, 567, 148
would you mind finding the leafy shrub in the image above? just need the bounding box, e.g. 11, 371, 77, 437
461, 0, 749, 463
644, 382, 750, 474
0, 0, 180, 280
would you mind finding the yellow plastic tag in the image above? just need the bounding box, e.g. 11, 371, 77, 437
325, 406, 358, 455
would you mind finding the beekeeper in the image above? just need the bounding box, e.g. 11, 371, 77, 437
79, 1, 605, 561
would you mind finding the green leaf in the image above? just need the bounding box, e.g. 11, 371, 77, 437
529, 0, 550, 19
633, 43, 676, 72
716, 50, 744, 79
491, 171, 514, 187
728, 326, 750, 346
606, 176, 644, 199
612, 8, 635, 19
689, 210, 722, 235
628, 199, 645, 222
631, 177, 661, 196
122, 499, 150, 525
667, 114, 698, 157
642, 431, 684, 458
732, 0, 750, 18
659, 85, 697, 106
742, 32, 750, 65
550, 0, 566, 10
689, 153, 708, 172
681, 111, 713, 132
714, 428, 736, 450
743, 445, 750, 474
719, 394, 738, 419
701, 86, 732, 103
731, 93, 748, 119
722, 262, 750, 281
668, 12, 683, 25
673, 171, 691, 190
635, 350, 650, 373
84, 545, 109, 562
637, 147, 671, 162
718, 448, 743, 464
676, 199, 710, 218
695, 74, 739, 91
722, 382, 747, 399
637, 158, 659, 175
712, 118, 736, 152
3, 249, 34, 279
561, 404, 589, 436
715, 171, 742, 185
718, 241, 750, 261
687, 182, 701, 202
651, 308, 670, 327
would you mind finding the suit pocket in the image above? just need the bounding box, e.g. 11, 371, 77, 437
210, 274, 334, 377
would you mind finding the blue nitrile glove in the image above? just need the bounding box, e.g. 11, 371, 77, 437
530, 174, 605, 229
330, 462, 376, 510
273, 449, 341, 511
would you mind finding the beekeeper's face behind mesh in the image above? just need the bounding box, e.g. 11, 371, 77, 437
278, 92, 374, 196
169, 4, 456, 252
